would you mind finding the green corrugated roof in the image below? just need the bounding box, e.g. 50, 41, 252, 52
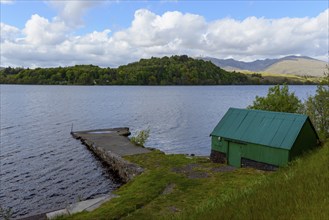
210, 108, 310, 150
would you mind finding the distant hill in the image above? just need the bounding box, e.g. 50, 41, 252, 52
0, 55, 250, 85
1, 55, 321, 85
200, 56, 328, 77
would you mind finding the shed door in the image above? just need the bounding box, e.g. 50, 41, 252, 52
228, 142, 241, 167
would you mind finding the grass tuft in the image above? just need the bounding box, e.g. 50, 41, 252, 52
177, 143, 329, 220
62, 143, 328, 220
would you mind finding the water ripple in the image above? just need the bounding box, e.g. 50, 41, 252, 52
0, 85, 316, 218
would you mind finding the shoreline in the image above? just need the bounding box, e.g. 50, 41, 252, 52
70, 128, 150, 183
19, 128, 151, 220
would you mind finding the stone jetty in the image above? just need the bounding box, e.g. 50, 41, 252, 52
20, 128, 149, 219
71, 127, 150, 183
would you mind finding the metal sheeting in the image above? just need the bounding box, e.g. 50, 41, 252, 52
210, 108, 308, 150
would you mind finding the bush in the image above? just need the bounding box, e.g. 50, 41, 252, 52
0, 205, 13, 220
304, 65, 329, 140
247, 84, 302, 113
130, 129, 150, 147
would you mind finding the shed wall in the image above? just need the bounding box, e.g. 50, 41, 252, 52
211, 136, 228, 152
290, 120, 318, 160
211, 135, 289, 167
238, 142, 289, 166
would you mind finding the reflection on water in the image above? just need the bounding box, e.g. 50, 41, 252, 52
0, 85, 316, 218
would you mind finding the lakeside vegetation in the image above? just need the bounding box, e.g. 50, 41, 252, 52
56, 141, 328, 220
58, 150, 267, 220
0, 55, 320, 85
56, 73, 328, 219
248, 67, 329, 140
242, 70, 322, 84
3, 57, 326, 219
184, 142, 329, 220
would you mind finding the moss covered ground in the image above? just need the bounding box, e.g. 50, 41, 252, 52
59, 142, 328, 220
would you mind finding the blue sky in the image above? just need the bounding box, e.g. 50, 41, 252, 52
2, 1, 328, 32
1, 0, 328, 67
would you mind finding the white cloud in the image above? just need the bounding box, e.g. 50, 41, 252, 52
48, 0, 102, 27
0, 0, 14, 4
203, 10, 329, 60
1, 8, 328, 68
23, 14, 68, 45
0, 23, 20, 42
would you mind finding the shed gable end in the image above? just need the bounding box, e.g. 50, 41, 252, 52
210, 108, 309, 150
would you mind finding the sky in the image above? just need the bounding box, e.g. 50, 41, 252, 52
0, 0, 328, 68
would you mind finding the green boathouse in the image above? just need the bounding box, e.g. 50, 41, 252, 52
210, 108, 319, 170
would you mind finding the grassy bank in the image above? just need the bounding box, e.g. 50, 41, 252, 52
179, 142, 329, 220
61, 151, 266, 220
60, 142, 328, 220
243, 70, 322, 84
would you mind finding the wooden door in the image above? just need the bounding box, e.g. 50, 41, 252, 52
228, 142, 241, 167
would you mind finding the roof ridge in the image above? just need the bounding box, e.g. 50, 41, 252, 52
229, 107, 307, 118
210, 108, 309, 150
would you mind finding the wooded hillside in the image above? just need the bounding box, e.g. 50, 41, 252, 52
0, 55, 317, 85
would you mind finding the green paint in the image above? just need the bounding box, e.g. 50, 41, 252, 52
228, 142, 241, 167
210, 108, 316, 150
290, 120, 319, 160
211, 108, 319, 167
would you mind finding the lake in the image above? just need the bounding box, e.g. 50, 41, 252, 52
0, 85, 316, 218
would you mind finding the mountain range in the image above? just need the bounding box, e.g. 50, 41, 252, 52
199, 55, 328, 77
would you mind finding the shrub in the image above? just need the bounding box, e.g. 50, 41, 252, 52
304, 65, 329, 140
130, 129, 150, 147
248, 84, 302, 113
0, 205, 13, 220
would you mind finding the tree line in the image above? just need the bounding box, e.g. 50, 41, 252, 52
0, 55, 309, 85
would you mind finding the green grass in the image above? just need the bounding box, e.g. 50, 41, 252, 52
62, 142, 328, 220
64, 150, 266, 220
177, 142, 329, 220
242, 70, 322, 84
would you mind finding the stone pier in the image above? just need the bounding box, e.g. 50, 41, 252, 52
71, 127, 151, 183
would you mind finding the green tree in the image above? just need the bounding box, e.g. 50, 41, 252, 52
305, 65, 329, 140
248, 84, 302, 113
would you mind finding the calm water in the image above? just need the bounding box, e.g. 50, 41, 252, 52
0, 85, 316, 218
